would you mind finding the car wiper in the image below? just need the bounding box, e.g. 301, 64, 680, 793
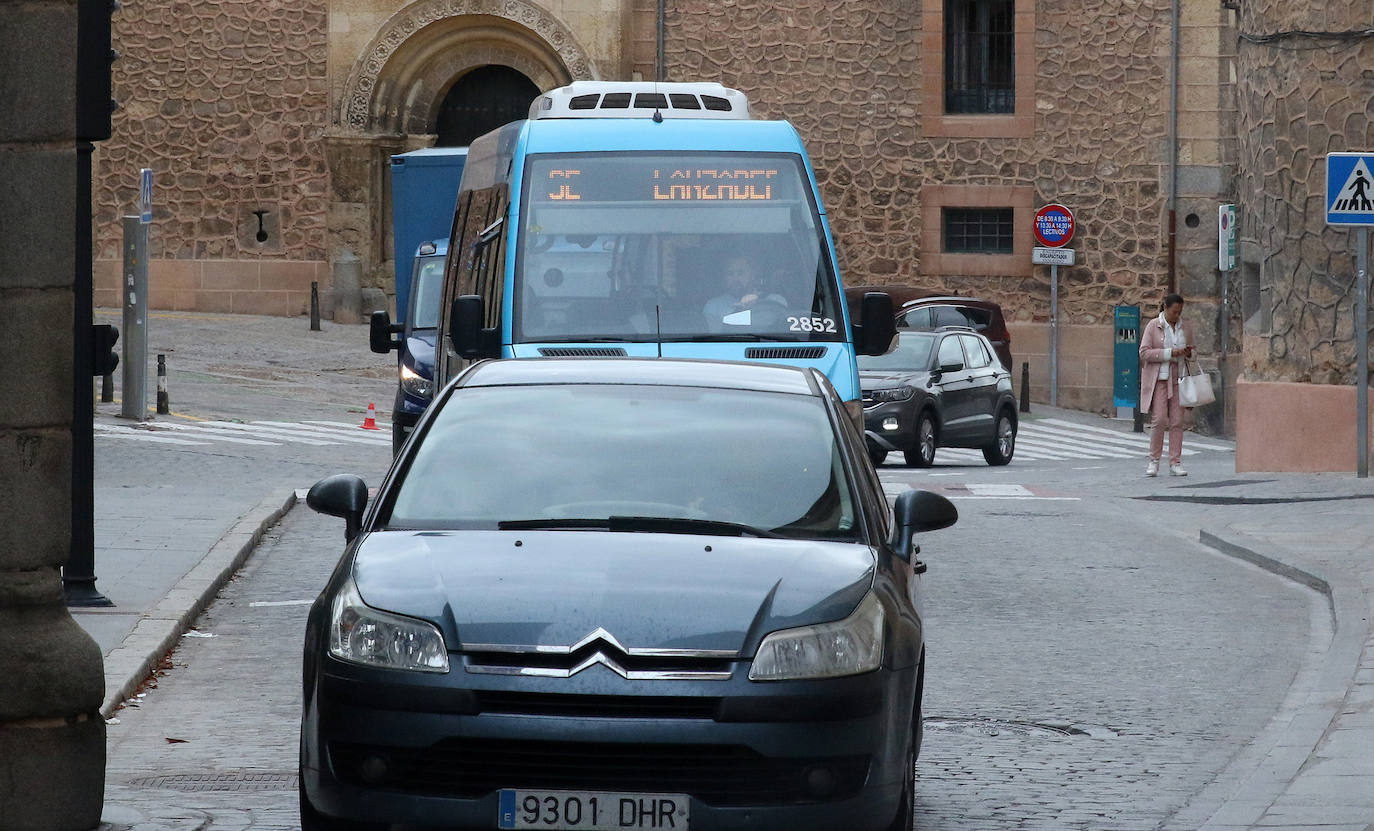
496, 516, 781, 538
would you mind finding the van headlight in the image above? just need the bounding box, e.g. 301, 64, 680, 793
329, 578, 449, 672
749, 592, 884, 681
400, 363, 433, 399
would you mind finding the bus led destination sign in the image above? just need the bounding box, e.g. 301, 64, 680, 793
542, 165, 780, 202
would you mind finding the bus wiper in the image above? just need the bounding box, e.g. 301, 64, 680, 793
662, 334, 778, 342
497, 516, 781, 538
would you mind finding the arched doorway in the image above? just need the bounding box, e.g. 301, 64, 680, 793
436, 66, 540, 147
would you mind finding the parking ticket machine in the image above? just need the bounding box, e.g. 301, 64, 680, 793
1113, 305, 1141, 420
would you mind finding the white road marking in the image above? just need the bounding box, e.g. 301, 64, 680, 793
95, 424, 206, 445
1038, 417, 1233, 452
255, 421, 390, 446
248, 599, 316, 607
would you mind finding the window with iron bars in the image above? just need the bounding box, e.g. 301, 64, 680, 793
945, 0, 1015, 114
943, 208, 1014, 254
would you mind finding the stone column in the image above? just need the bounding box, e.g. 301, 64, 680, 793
324, 132, 408, 318
0, 2, 108, 829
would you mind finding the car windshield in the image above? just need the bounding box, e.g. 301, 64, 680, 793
856, 332, 936, 372
409, 255, 445, 330
384, 384, 860, 541
514, 152, 846, 343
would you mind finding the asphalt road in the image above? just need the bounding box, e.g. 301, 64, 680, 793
97, 312, 1316, 830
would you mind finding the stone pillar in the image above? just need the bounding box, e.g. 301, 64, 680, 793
0, 2, 108, 829
324, 132, 407, 317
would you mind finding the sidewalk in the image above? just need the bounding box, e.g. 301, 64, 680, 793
76, 314, 1374, 829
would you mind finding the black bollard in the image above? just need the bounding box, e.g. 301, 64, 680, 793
1019, 361, 1031, 414
156, 353, 169, 415
101, 371, 113, 403
310, 281, 322, 331
1133, 405, 1144, 433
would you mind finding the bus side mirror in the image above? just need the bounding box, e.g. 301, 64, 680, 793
854, 292, 896, 356
449, 295, 500, 360
369, 310, 402, 354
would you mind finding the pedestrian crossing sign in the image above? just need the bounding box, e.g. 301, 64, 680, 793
1326, 152, 1374, 226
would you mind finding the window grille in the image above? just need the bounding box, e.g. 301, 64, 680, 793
945, 0, 1015, 114
943, 208, 1014, 253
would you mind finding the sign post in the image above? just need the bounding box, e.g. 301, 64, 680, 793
1033, 204, 1075, 407
1217, 203, 1236, 429
1326, 153, 1374, 477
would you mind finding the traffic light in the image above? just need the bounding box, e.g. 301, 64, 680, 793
76, 0, 120, 142
91, 324, 119, 376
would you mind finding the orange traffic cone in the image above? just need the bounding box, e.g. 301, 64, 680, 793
360, 402, 380, 430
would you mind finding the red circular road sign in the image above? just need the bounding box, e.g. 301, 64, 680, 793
1033, 204, 1075, 248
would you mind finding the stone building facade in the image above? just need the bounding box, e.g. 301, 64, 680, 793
1231, 1, 1374, 471
92, 0, 1374, 468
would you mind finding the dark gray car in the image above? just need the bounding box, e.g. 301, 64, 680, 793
301, 357, 957, 831
858, 330, 1018, 467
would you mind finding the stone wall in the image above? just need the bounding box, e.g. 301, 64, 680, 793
92, 0, 331, 298
1234, 0, 1374, 385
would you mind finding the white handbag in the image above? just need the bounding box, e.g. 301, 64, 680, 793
1178, 359, 1215, 408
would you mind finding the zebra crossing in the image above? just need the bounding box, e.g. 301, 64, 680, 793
94, 418, 392, 448
878, 416, 1232, 466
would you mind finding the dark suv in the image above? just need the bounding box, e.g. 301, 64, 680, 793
858, 329, 1018, 467
895, 296, 1012, 372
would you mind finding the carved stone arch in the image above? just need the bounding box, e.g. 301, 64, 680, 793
339, 0, 600, 135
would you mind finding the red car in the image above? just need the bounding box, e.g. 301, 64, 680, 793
845, 288, 1013, 372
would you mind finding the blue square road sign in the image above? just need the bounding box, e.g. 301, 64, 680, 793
1326, 153, 1374, 226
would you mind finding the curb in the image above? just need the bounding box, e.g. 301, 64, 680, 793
99, 489, 298, 719
1171, 527, 1368, 829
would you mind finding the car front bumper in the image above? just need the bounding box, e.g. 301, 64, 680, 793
302, 659, 915, 831
862, 399, 914, 452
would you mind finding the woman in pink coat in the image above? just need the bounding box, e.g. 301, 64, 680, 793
1138, 293, 1194, 477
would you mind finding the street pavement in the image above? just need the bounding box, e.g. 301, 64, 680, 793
80, 311, 1374, 831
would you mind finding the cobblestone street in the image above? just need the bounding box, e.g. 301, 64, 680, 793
101, 461, 1316, 830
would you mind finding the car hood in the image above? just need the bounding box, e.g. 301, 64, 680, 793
404, 330, 436, 377
351, 530, 875, 655
860, 369, 927, 388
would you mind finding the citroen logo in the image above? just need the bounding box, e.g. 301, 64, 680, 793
566, 628, 631, 678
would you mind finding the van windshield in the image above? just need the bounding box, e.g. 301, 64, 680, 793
515, 152, 845, 343
409, 255, 445, 330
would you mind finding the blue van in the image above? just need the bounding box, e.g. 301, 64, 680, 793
437, 82, 894, 420
371, 148, 467, 452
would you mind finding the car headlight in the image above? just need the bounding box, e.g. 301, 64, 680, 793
329, 577, 449, 672
867, 385, 915, 403
749, 592, 884, 681
400, 363, 433, 399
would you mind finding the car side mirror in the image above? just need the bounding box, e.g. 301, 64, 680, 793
854, 292, 897, 356
306, 474, 369, 543
369, 310, 402, 354
449, 295, 500, 360
939, 361, 964, 373
888, 489, 958, 561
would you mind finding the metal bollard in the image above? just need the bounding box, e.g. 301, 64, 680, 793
101, 371, 113, 403
1019, 362, 1031, 414
310, 281, 321, 331
1133, 405, 1144, 433
156, 354, 169, 415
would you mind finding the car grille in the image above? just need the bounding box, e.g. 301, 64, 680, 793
474, 691, 719, 720
328, 738, 869, 806
745, 346, 827, 360
537, 347, 629, 357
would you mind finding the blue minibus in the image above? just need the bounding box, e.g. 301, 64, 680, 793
437, 81, 894, 420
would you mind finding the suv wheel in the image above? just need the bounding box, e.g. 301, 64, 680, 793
904, 414, 936, 468
981, 410, 1016, 466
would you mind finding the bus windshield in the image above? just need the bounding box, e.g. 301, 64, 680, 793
515, 152, 845, 343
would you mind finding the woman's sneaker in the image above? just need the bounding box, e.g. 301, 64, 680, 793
1145, 459, 1159, 477
1169, 464, 1188, 477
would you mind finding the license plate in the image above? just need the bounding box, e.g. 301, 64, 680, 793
498, 789, 690, 830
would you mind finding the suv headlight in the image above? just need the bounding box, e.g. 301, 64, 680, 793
400, 364, 433, 399
329, 578, 449, 672
868, 385, 915, 403
749, 592, 884, 681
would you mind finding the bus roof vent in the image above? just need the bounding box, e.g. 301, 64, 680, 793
529, 82, 751, 121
